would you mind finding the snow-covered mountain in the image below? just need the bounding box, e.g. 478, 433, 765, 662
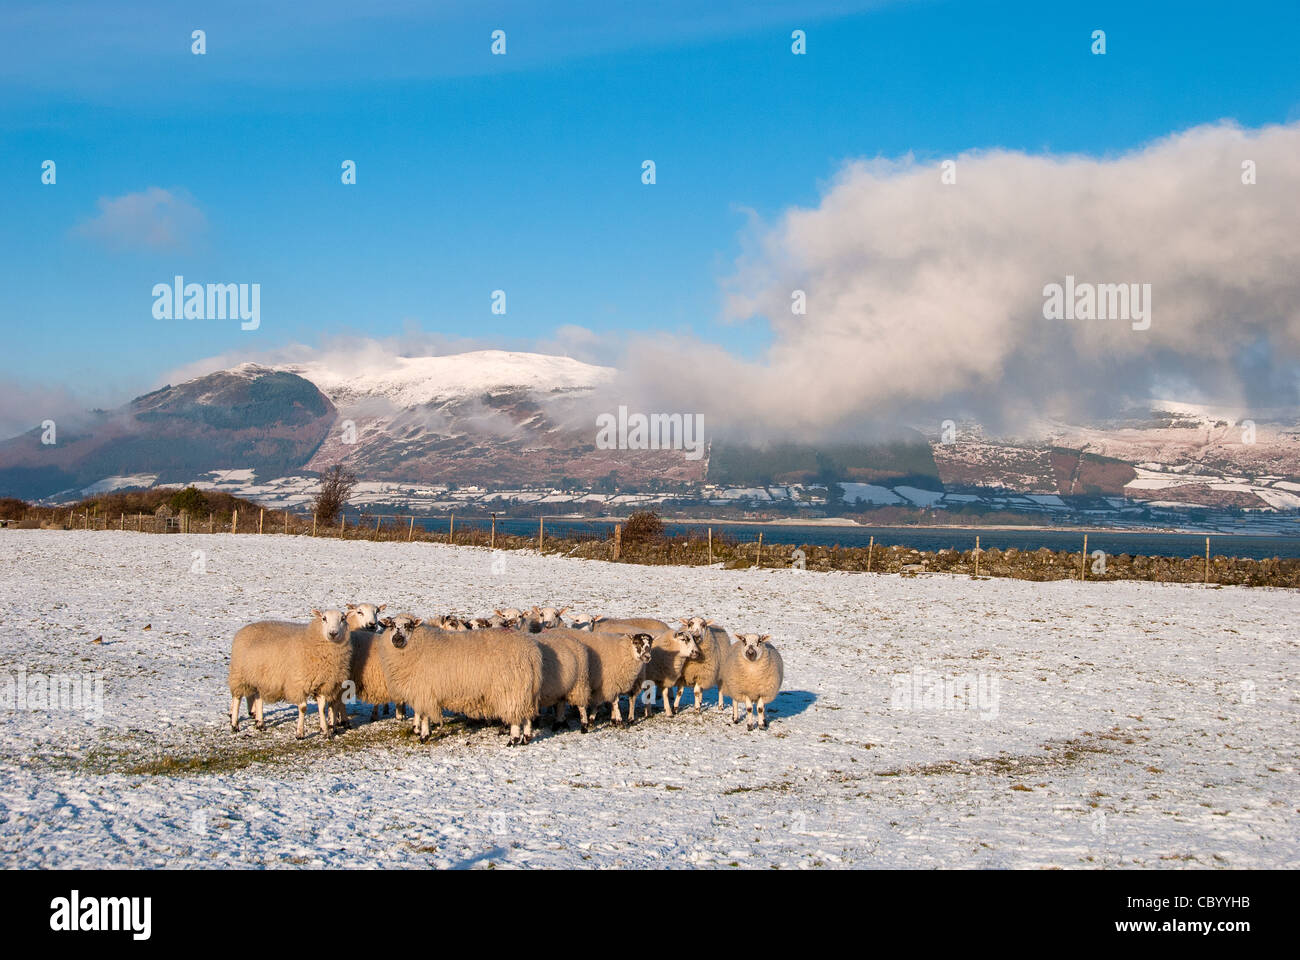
265, 350, 616, 409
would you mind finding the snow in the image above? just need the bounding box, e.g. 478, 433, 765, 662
894, 486, 945, 507
267, 351, 615, 410
839, 483, 904, 505
1, 530, 1296, 869
77, 474, 159, 496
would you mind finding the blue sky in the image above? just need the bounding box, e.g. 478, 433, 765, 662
1, 0, 1298, 431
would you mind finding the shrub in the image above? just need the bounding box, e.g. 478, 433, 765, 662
313, 464, 357, 525
623, 510, 665, 544
167, 486, 209, 516
0, 497, 28, 521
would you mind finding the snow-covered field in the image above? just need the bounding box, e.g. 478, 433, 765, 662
1, 529, 1296, 869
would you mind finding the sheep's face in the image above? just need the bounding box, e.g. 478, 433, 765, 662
681, 616, 713, 638
568, 613, 595, 631
736, 634, 771, 663
672, 630, 701, 660
496, 607, 524, 621
313, 609, 348, 642
536, 606, 568, 628
437, 615, 469, 631
379, 615, 422, 649
346, 603, 385, 631
630, 634, 654, 663
471, 618, 493, 630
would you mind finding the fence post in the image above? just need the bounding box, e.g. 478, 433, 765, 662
490, 513, 496, 549
374, 514, 381, 539
867, 535, 875, 573
312, 513, 317, 537
1080, 534, 1088, 581
707, 527, 712, 565
1205, 536, 1211, 585
341, 514, 346, 534
757, 532, 763, 568
613, 523, 621, 561
408, 516, 415, 542
120, 513, 124, 531
258, 509, 264, 535
974, 535, 979, 577
449, 514, 454, 544
539, 517, 544, 552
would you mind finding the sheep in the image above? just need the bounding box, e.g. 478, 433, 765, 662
228, 609, 352, 740
495, 607, 525, 628
374, 616, 543, 746
634, 628, 701, 719
345, 603, 386, 631
567, 613, 596, 631
433, 614, 471, 631
532, 606, 570, 628
554, 629, 653, 727
534, 629, 592, 733
719, 634, 784, 730
327, 603, 389, 728
470, 617, 497, 630
591, 616, 672, 635
672, 616, 732, 712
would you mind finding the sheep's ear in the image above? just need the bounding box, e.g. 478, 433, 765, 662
378, 603, 386, 612
411, 617, 424, 627
312, 609, 323, 620
346, 603, 357, 610
705, 619, 716, 626
558, 606, 569, 615
758, 634, 771, 644
379, 617, 394, 629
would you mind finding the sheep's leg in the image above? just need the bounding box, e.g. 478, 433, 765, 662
731, 698, 740, 724
758, 698, 767, 730
370, 705, 379, 722
673, 685, 684, 710
551, 704, 566, 732
694, 684, 704, 714
296, 703, 307, 739
254, 697, 265, 730
523, 717, 534, 744
577, 703, 589, 734
662, 684, 675, 717
317, 695, 331, 739
396, 702, 407, 720
610, 697, 623, 725
508, 722, 522, 746
229, 696, 240, 732
745, 699, 756, 732
419, 714, 430, 742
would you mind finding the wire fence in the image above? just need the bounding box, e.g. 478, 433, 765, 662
4, 508, 1298, 586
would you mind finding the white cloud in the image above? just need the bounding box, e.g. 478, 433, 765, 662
74, 187, 206, 251
633, 120, 1300, 439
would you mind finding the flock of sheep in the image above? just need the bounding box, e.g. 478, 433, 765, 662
227, 605, 784, 745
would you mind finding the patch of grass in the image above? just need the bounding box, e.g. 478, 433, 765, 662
73, 716, 465, 777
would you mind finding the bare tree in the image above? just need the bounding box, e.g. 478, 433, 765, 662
313, 464, 357, 524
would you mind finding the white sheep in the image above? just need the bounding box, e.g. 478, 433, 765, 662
328, 603, 389, 727
567, 613, 596, 631
374, 616, 543, 746
228, 609, 352, 740
634, 628, 701, 719
532, 606, 570, 628
535, 629, 592, 732
591, 616, 672, 635
720, 634, 784, 730
557, 628, 653, 727
673, 616, 732, 712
